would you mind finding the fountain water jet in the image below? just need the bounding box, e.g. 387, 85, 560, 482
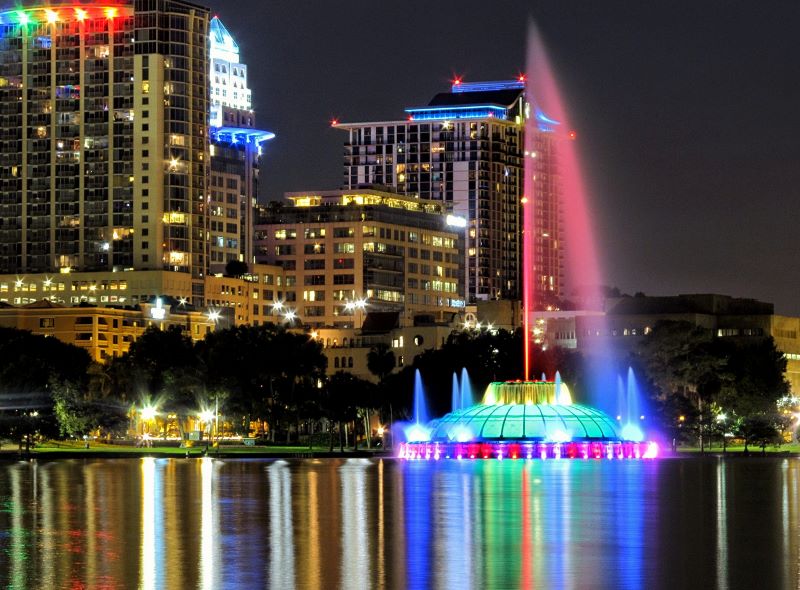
412, 369, 428, 425
398, 22, 658, 460
451, 373, 460, 413
460, 368, 473, 410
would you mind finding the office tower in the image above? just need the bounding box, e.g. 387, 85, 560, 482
0, 1, 210, 304
336, 79, 563, 307
207, 16, 273, 274
254, 189, 464, 329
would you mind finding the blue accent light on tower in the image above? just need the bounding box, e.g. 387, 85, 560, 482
451, 79, 526, 93
405, 104, 510, 121
534, 107, 561, 133
210, 127, 275, 145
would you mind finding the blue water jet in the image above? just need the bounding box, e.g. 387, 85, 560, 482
413, 369, 428, 425
460, 368, 473, 410
451, 373, 460, 413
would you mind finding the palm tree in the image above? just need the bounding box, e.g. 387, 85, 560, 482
367, 343, 396, 384
367, 343, 396, 448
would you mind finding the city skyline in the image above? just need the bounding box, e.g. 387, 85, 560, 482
204, 0, 800, 314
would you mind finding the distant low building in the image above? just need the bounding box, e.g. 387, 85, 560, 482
0, 299, 215, 363
204, 263, 285, 326
311, 311, 459, 382
469, 293, 800, 393
255, 189, 465, 329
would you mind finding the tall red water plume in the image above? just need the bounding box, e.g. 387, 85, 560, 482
523, 21, 604, 379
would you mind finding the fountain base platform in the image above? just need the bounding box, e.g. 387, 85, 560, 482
399, 440, 658, 461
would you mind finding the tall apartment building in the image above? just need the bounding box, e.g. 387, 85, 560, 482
207, 16, 273, 274
254, 189, 464, 329
336, 79, 563, 307
0, 1, 210, 304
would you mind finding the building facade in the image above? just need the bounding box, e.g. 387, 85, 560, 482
207, 16, 273, 274
204, 262, 285, 326
255, 189, 464, 329
0, 1, 211, 304
336, 79, 563, 306
0, 298, 214, 362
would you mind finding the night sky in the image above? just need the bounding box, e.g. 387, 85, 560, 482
204, 0, 800, 314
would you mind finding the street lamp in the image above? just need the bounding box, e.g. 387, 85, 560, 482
345, 297, 367, 328
199, 409, 215, 449
141, 405, 157, 422
716, 412, 728, 453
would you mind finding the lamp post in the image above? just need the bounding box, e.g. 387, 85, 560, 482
199, 409, 214, 452
716, 412, 728, 453
140, 405, 158, 447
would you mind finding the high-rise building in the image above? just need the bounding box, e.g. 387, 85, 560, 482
336, 79, 563, 307
0, 1, 212, 304
254, 189, 464, 328
207, 16, 273, 274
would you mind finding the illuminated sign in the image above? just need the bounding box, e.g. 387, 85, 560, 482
150, 298, 166, 320
446, 215, 467, 228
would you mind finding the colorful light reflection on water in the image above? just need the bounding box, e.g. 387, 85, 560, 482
1, 457, 799, 589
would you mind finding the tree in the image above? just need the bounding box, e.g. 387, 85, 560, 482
200, 323, 327, 442
322, 372, 363, 451
367, 343, 396, 384
52, 380, 92, 438
367, 343, 396, 446
718, 338, 790, 417
636, 321, 731, 451
111, 325, 205, 440
736, 415, 781, 454
0, 328, 92, 449
224, 259, 249, 277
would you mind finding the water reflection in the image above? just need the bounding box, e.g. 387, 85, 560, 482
340, 459, 371, 590
268, 460, 295, 589
140, 457, 156, 590
199, 457, 218, 590
1, 458, 800, 588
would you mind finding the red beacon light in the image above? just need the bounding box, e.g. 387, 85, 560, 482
568, 130, 577, 140
452, 76, 462, 86
518, 74, 526, 83
407, 115, 414, 121
330, 118, 339, 127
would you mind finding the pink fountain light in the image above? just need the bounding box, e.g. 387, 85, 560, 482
524, 22, 603, 314
398, 22, 659, 460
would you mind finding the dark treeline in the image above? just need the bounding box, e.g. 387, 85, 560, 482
0, 319, 792, 452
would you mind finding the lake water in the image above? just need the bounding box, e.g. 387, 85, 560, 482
0, 456, 798, 589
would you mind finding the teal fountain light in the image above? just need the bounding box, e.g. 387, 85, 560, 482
400, 372, 658, 460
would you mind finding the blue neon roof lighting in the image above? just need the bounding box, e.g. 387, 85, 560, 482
210, 127, 275, 145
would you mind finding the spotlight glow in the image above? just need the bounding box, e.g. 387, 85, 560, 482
621, 423, 645, 443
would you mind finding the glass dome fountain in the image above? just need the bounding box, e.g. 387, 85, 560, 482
399, 374, 658, 460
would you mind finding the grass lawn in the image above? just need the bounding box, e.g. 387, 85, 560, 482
1, 439, 387, 456
676, 442, 800, 454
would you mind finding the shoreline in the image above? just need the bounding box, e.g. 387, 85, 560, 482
1, 448, 797, 461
